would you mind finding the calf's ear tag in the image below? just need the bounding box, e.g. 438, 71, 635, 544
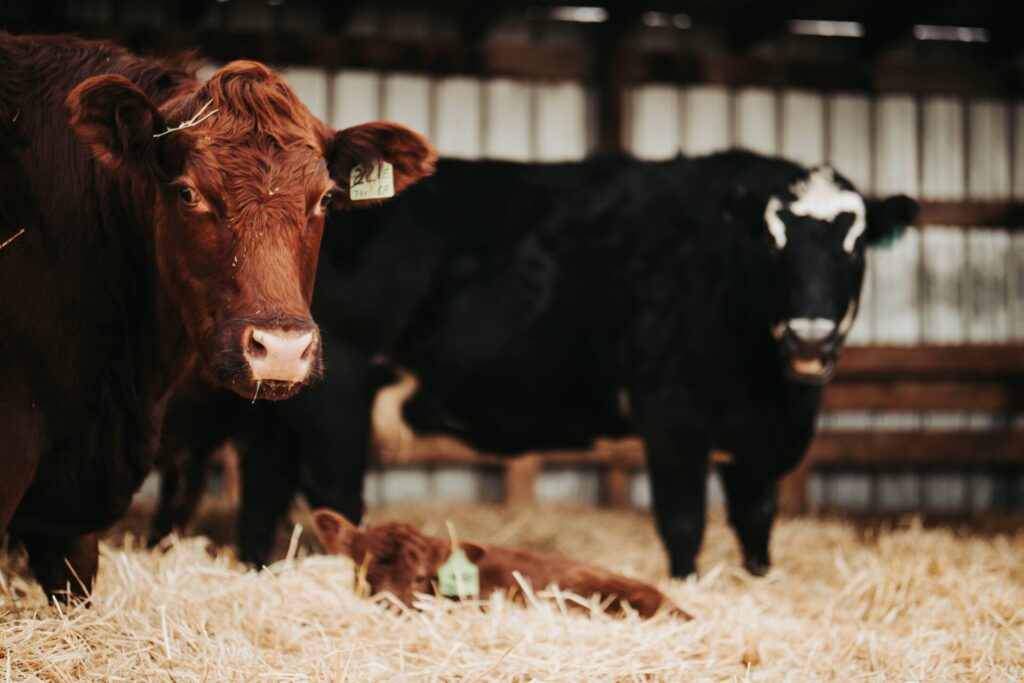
438, 548, 480, 598
349, 160, 395, 201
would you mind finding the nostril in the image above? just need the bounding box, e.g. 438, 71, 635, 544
299, 332, 315, 361
246, 329, 268, 359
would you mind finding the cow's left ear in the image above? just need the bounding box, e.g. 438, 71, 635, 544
865, 195, 918, 248
67, 74, 168, 177
326, 122, 436, 209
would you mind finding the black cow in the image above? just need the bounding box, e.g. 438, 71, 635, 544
153, 151, 916, 575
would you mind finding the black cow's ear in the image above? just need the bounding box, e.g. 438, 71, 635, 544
865, 195, 918, 248
326, 122, 436, 209
67, 74, 167, 176
722, 182, 764, 230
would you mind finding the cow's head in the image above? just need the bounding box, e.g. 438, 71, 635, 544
736, 165, 916, 384
67, 62, 435, 399
312, 509, 481, 607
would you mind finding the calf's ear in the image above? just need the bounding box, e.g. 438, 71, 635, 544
326, 122, 436, 209
311, 509, 361, 557
461, 541, 487, 563
67, 75, 168, 177
865, 195, 918, 248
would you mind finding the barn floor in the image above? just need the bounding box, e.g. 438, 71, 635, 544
1, 503, 1022, 682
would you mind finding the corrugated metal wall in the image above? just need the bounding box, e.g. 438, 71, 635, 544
250, 67, 1024, 511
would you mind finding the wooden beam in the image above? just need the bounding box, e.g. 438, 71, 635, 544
63, 28, 1024, 97
916, 201, 1024, 229
822, 381, 1024, 412
505, 454, 543, 503
807, 431, 1024, 466
835, 345, 1024, 379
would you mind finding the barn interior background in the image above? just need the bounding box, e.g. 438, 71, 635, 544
4, 0, 1020, 516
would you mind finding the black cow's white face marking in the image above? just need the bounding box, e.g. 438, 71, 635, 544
761, 166, 869, 385
764, 166, 867, 253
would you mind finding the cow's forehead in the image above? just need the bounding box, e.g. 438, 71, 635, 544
187, 138, 328, 194
765, 166, 867, 252
785, 166, 864, 222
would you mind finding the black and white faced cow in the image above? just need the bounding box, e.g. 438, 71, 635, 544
151, 150, 916, 575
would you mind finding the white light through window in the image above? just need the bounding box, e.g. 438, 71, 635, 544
641, 11, 692, 29
548, 6, 609, 23
788, 19, 865, 38
913, 25, 990, 43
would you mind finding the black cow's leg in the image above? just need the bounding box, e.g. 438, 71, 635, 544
286, 344, 379, 527
237, 425, 298, 566
635, 388, 710, 578
149, 446, 215, 546
719, 464, 777, 576
22, 532, 100, 599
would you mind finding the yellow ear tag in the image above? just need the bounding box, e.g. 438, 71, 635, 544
438, 548, 480, 598
349, 160, 394, 201
438, 521, 479, 598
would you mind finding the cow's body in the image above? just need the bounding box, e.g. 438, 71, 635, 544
0, 32, 433, 594
154, 153, 914, 575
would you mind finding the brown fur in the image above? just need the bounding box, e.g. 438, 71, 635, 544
312, 509, 691, 620
0, 32, 435, 596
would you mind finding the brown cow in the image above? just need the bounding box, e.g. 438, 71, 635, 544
0, 32, 434, 596
312, 509, 690, 620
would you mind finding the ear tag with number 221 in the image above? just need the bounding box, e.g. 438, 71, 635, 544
349, 160, 394, 201
438, 548, 480, 598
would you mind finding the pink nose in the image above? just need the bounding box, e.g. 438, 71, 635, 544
243, 327, 315, 383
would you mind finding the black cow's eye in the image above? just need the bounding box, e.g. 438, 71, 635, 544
179, 186, 198, 206
319, 191, 334, 209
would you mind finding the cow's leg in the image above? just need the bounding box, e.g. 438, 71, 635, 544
719, 464, 777, 576
635, 387, 710, 578
0, 391, 43, 535
237, 420, 298, 566
149, 445, 215, 546
290, 354, 379, 527
22, 532, 100, 599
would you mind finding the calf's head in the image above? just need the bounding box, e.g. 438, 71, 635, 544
67, 62, 434, 399
312, 509, 484, 607
741, 166, 916, 384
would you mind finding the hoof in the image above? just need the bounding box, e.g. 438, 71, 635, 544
744, 557, 771, 577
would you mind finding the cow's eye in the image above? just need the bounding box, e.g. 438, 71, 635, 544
179, 186, 198, 206
319, 191, 334, 209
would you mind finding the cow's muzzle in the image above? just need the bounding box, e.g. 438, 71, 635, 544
211, 318, 322, 400
774, 318, 842, 385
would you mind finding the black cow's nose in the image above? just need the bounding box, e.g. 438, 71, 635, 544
787, 318, 836, 343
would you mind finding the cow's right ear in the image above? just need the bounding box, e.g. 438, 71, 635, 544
326, 122, 436, 209
67, 74, 167, 176
312, 508, 361, 558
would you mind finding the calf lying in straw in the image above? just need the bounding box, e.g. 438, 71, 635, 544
312, 509, 689, 619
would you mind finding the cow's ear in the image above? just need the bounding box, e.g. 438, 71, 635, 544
326, 122, 436, 209
67, 74, 167, 176
865, 195, 917, 248
312, 508, 361, 557
461, 541, 487, 564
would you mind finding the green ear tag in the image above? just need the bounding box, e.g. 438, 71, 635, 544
438, 548, 480, 598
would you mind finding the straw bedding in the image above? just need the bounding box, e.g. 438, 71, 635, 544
2, 502, 1022, 681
